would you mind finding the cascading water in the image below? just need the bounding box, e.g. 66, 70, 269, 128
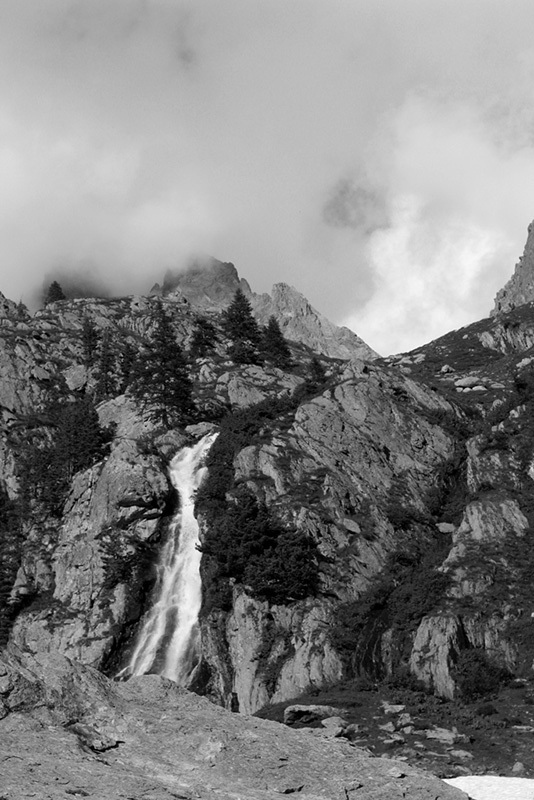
119, 431, 217, 684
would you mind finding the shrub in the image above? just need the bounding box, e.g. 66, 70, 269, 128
0, 487, 24, 645
81, 316, 99, 366
18, 394, 114, 516
476, 702, 498, 716
94, 330, 119, 400
452, 649, 509, 700
196, 398, 320, 611
330, 530, 451, 677
198, 486, 319, 610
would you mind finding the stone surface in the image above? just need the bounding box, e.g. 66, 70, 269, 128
200, 361, 457, 711
252, 282, 378, 361
493, 220, 534, 314
5, 244, 534, 743
153, 258, 378, 360
284, 704, 347, 725
0, 646, 468, 800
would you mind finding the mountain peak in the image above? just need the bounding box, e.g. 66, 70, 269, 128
251, 282, 378, 360
152, 258, 378, 360
150, 256, 251, 309
492, 220, 534, 315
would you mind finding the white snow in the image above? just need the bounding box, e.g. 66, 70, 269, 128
444, 776, 534, 799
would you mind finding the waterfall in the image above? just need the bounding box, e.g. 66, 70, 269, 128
119, 431, 217, 684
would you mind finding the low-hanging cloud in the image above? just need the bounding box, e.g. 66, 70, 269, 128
2, 0, 534, 352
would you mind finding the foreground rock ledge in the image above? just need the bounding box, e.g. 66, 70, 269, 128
0, 647, 467, 800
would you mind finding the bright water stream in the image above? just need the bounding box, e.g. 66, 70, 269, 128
120, 432, 217, 684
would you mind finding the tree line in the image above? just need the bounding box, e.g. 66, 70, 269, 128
62, 288, 297, 428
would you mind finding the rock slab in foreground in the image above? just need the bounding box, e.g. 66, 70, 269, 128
0, 646, 467, 800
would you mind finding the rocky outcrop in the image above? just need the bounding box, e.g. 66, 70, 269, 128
409, 615, 465, 699
152, 256, 252, 309
0, 644, 468, 800
493, 220, 534, 314
407, 421, 531, 697
251, 283, 378, 361
202, 590, 344, 714
7, 232, 534, 741
10, 435, 173, 667
199, 360, 458, 711
152, 258, 378, 359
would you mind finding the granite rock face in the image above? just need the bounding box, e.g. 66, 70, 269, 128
493, 219, 534, 314
198, 359, 459, 711
251, 282, 378, 361
5, 242, 534, 735
154, 257, 379, 360
0, 645, 468, 800
10, 437, 172, 666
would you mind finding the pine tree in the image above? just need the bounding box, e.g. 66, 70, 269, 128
18, 394, 113, 516
190, 316, 218, 358
94, 331, 117, 400
118, 339, 136, 392
262, 316, 292, 368
56, 397, 110, 477
292, 355, 328, 405
222, 289, 262, 364
307, 356, 327, 388
131, 301, 194, 427
0, 486, 23, 646
16, 301, 28, 319
81, 317, 100, 367
45, 280, 66, 304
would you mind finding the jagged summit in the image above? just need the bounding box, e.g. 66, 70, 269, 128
251, 282, 377, 361
493, 220, 534, 315
150, 256, 252, 309
151, 257, 378, 361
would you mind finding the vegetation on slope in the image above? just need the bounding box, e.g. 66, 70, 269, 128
196, 397, 322, 611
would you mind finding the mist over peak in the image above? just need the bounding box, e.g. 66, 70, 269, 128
2, 2, 534, 353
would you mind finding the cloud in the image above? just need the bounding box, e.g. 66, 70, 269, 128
2, 1, 534, 352
343, 93, 534, 354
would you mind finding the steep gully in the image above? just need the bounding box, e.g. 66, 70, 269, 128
118, 432, 217, 684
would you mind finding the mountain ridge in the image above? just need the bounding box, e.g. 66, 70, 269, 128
151, 256, 378, 360
3, 232, 534, 790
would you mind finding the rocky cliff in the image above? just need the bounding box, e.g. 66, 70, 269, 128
493, 220, 534, 314
153, 257, 378, 360
4, 248, 534, 784
0, 644, 467, 799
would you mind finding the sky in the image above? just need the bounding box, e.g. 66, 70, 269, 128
3, 1, 534, 354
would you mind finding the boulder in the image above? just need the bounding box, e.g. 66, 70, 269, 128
0, 646, 468, 800
284, 704, 347, 725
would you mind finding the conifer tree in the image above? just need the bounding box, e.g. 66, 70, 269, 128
18, 394, 113, 516
190, 316, 218, 358
0, 486, 23, 645
57, 396, 110, 478
262, 316, 292, 368
222, 289, 262, 364
118, 339, 136, 392
131, 301, 194, 427
45, 280, 66, 304
307, 356, 327, 388
81, 317, 99, 367
16, 301, 28, 319
94, 331, 117, 400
